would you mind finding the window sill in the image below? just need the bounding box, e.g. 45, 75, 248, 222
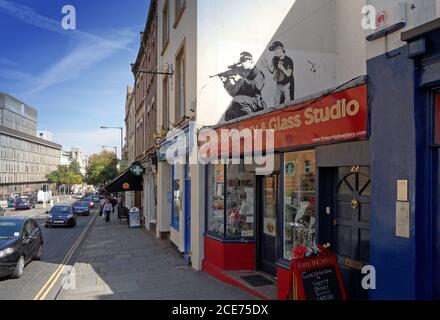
204, 233, 255, 244
276, 259, 291, 270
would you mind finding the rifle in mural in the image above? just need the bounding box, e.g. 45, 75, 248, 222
209, 62, 245, 79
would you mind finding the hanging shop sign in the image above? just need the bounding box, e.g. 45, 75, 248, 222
130, 162, 145, 177
204, 83, 368, 157
290, 250, 346, 301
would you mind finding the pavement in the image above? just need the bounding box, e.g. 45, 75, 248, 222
56, 209, 255, 300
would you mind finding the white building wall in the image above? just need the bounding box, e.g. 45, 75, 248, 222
335, 0, 367, 84
366, 0, 439, 60
157, 0, 197, 252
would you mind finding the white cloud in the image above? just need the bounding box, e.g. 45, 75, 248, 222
0, 57, 18, 67
0, 0, 137, 95
26, 30, 136, 95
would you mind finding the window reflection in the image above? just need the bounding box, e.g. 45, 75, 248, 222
207, 164, 225, 235
226, 163, 254, 238
283, 151, 316, 260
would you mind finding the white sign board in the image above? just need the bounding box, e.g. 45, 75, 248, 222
129, 207, 141, 229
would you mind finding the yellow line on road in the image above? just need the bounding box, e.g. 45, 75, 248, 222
33, 213, 97, 300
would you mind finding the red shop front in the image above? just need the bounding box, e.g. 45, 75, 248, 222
202, 79, 370, 300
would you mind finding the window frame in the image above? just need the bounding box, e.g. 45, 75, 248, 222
281, 149, 317, 261
433, 90, 440, 146
204, 161, 256, 243
171, 164, 180, 231
174, 40, 186, 124
173, 0, 186, 29
161, 0, 170, 55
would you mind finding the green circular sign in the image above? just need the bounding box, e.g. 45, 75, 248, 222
285, 162, 295, 176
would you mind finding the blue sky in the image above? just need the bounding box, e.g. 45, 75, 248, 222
0, 0, 150, 157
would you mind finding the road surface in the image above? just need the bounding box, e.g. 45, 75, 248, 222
0, 201, 96, 300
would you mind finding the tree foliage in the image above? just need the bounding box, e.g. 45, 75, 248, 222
85, 151, 119, 186
47, 160, 83, 186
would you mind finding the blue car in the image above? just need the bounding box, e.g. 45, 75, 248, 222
73, 201, 90, 216
0, 217, 43, 279
14, 197, 35, 210
45, 206, 77, 228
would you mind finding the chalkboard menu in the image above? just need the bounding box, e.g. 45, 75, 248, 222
292, 252, 346, 300
301, 266, 342, 300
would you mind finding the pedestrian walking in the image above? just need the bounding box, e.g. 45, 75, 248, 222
99, 197, 106, 216
103, 200, 113, 222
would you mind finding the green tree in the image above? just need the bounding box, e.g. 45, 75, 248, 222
47, 163, 83, 187
118, 159, 129, 173
85, 151, 119, 186
69, 160, 81, 175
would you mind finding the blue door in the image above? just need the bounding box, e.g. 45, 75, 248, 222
184, 164, 191, 262
433, 92, 440, 298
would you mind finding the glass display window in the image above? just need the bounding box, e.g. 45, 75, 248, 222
206, 160, 256, 240
226, 163, 255, 238
283, 150, 316, 260
172, 164, 181, 230
207, 164, 225, 235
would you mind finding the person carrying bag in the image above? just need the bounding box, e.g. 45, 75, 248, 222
103, 200, 113, 223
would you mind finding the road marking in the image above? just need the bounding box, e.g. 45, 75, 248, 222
33, 213, 97, 300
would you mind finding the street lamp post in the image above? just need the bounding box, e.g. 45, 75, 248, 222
100, 126, 123, 160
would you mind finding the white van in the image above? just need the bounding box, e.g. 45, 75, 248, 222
37, 190, 52, 203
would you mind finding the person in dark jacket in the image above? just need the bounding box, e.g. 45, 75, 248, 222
221, 52, 266, 122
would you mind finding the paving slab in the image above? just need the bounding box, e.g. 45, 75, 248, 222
57, 212, 255, 300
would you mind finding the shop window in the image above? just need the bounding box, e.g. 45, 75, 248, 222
172, 165, 180, 230
207, 164, 225, 236
435, 92, 440, 145
226, 163, 255, 238
283, 150, 316, 260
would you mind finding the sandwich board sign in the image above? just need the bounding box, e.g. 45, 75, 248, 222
129, 207, 141, 229
291, 251, 346, 300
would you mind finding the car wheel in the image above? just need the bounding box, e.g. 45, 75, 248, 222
11, 256, 25, 279
34, 244, 43, 260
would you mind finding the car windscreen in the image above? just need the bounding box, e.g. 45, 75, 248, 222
0, 221, 22, 239
74, 202, 88, 207
50, 206, 72, 214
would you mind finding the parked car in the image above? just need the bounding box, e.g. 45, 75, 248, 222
73, 201, 90, 216
45, 206, 77, 228
14, 197, 36, 210
83, 197, 96, 209
91, 195, 100, 203
74, 193, 83, 200
0, 217, 43, 279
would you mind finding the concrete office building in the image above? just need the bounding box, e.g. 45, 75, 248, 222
0, 93, 61, 195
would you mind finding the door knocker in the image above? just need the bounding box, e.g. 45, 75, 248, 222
351, 200, 359, 209
351, 166, 360, 173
